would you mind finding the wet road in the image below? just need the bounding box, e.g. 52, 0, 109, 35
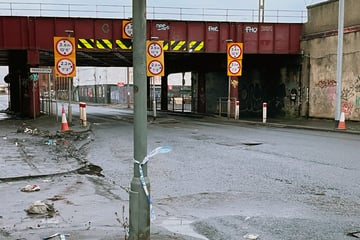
1, 97, 359, 239
85, 107, 360, 240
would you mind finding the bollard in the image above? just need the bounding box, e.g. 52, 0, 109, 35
79, 102, 87, 126
262, 102, 267, 123
235, 101, 240, 120
79, 102, 84, 124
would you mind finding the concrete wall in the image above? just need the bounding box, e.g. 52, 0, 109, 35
304, 0, 360, 35
301, 0, 360, 120
205, 72, 227, 113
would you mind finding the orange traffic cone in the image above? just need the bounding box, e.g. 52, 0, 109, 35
61, 106, 70, 131
337, 109, 346, 130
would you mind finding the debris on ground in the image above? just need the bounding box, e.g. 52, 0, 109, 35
21, 184, 40, 192
25, 200, 57, 217
42, 232, 70, 240
243, 233, 260, 239
347, 231, 360, 238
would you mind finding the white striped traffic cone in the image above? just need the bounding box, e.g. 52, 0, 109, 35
337, 109, 346, 130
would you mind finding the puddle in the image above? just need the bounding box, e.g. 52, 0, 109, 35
77, 164, 104, 177
160, 217, 208, 240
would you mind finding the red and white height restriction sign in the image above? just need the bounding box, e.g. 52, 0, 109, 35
146, 41, 164, 77
227, 42, 243, 76
54, 37, 76, 77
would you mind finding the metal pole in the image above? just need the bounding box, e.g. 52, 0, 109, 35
258, 0, 265, 22
335, 0, 344, 124
227, 76, 231, 118
33, 79, 36, 120
152, 77, 156, 119
68, 76, 72, 124
129, 0, 149, 239
48, 72, 51, 116
127, 67, 131, 108
65, 30, 74, 125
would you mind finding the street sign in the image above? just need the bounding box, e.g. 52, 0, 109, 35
55, 39, 74, 56
148, 60, 163, 75
228, 60, 242, 75
53, 36, 76, 77
228, 43, 243, 59
56, 58, 75, 76
227, 42, 243, 76
30, 68, 52, 74
146, 40, 164, 77
122, 20, 133, 39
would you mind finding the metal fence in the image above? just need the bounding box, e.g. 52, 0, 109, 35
218, 97, 238, 118
0, 2, 307, 23
168, 96, 192, 112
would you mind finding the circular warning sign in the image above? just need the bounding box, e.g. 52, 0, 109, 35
124, 22, 133, 38
148, 42, 162, 58
228, 60, 241, 75
56, 39, 74, 56
148, 60, 163, 75
57, 58, 75, 76
228, 43, 242, 59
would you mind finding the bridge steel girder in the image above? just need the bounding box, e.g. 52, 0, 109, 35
0, 16, 302, 59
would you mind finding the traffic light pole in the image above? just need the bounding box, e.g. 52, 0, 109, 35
129, 0, 149, 239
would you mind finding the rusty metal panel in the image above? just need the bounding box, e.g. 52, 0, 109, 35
205, 22, 220, 52
168, 21, 187, 40
0, 17, 28, 49
148, 20, 170, 40
234, 23, 244, 43
54, 18, 75, 37
289, 24, 302, 53
274, 24, 290, 53
258, 24, 274, 53
94, 19, 113, 39
33, 18, 55, 49
187, 22, 204, 41
218, 22, 231, 52
243, 23, 259, 54
75, 19, 95, 39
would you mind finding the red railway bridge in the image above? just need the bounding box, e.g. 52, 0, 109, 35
0, 16, 302, 117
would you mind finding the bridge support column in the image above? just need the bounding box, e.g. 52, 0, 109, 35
197, 72, 206, 113
7, 50, 40, 118
160, 75, 168, 111
27, 50, 40, 119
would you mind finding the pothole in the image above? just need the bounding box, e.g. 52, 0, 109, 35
77, 163, 104, 177
241, 142, 263, 146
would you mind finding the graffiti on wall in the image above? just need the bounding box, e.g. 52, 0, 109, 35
315, 79, 337, 88
341, 75, 360, 117
342, 101, 354, 115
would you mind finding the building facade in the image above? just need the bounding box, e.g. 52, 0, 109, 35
301, 0, 360, 120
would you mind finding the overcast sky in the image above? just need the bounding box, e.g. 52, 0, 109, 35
3, 0, 327, 11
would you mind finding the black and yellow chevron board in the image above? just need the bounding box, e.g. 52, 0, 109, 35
96, 39, 112, 49
115, 39, 132, 50
170, 40, 186, 51
189, 41, 204, 52
77, 39, 95, 49
163, 41, 170, 51
78, 39, 112, 49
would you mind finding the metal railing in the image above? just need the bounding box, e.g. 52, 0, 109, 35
218, 97, 238, 118
168, 96, 192, 112
0, 2, 307, 23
